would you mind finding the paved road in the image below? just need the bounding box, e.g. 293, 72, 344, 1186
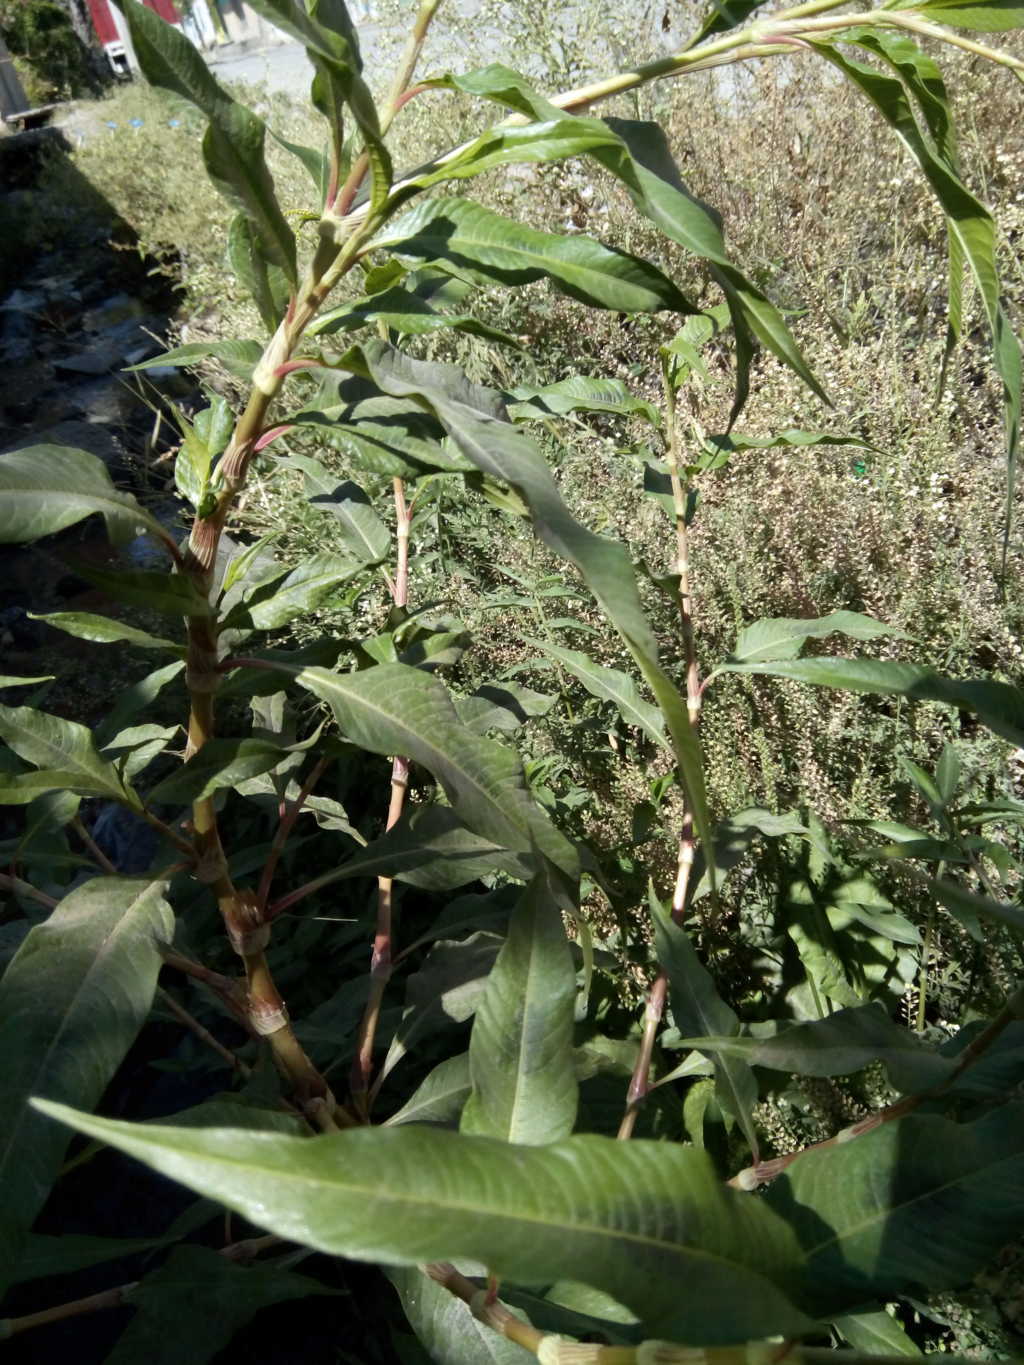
205, 16, 482, 98
207, 38, 317, 95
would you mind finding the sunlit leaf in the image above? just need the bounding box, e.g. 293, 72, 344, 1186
336, 341, 714, 870
285, 454, 390, 562
124, 0, 296, 284
373, 197, 696, 315
713, 656, 1024, 747
462, 871, 579, 1143
147, 738, 289, 805
34, 1106, 815, 1343
31, 612, 184, 655
0, 703, 139, 807
0, 446, 173, 548
650, 889, 760, 1157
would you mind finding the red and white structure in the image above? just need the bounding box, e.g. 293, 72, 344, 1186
84, 0, 282, 71
84, 0, 182, 73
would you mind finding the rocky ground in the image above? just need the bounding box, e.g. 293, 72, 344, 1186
0, 127, 193, 718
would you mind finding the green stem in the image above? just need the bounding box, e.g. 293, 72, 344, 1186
916, 859, 944, 1032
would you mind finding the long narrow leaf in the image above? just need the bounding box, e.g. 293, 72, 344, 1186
462, 871, 579, 1143
339, 342, 715, 868
0, 878, 173, 1294
33, 1105, 815, 1344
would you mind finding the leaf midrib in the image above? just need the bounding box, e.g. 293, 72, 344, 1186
300, 668, 541, 856
383, 218, 667, 300
0, 710, 125, 795
99, 1133, 790, 1284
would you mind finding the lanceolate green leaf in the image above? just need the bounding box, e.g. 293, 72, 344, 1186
815, 35, 1021, 566
650, 891, 759, 1157
0, 878, 173, 1295
124, 0, 296, 284
338, 342, 715, 869
528, 639, 667, 747
283, 662, 578, 878
242, 0, 389, 208
676, 1002, 954, 1093
418, 68, 823, 409
286, 804, 531, 896
0, 703, 139, 807
309, 286, 520, 346
834, 1309, 922, 1356
0, 446, 173, 549
686, 0, 767, 47
128, 339, 263, 381
95, 660, 185, 748
462, 872, 579, 1144
507, 376, 660, 426
928, 875, 1024, 937
229, 552, 365, 630
285, 454, 390, 562
713, 656, 1024, 748
897, 0, 1024, 29
372, 197, 697, 315
227, 212, 291, 332
31, 612, 185, 655
390, 1266, 535, 1365
147, 738, 289, 805
385, 1052, 471, 1127
65, 563, 211, 619
717, 611, 911, 670
33, 1107, 814, 1343
770, 1106, 1024, 1313
284, 375, 470, 478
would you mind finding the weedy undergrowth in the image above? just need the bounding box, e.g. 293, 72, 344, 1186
2, 0, 1024, 1360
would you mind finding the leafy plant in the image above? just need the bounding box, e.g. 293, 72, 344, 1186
2, 0, 1024, 1361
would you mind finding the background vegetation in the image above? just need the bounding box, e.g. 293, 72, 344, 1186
2, 0, 1023, 1358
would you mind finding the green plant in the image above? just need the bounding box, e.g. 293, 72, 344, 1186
2, 0, 1024, 1360
0, 0, 103, 101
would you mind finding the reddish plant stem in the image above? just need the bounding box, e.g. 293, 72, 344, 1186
350, 478, 412, 1114
160, 948, 253, 1031
731, 983, 1024, 1189
0, 872, 58, 910
424, 1264, 547, 1357
255, 757, 331, 912
157, 986, 253, 1078
1, 1234, 289, 1341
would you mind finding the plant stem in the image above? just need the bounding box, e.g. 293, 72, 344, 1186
732, 983, 1024, 1188
350, 478, 412, 1114
380, 0, 443, 136
156, 985, 253, 1077
618, 372, 703, 1141
916, 859, 943, 1032
0, 1233, 289, 1341
138, 807, 198, 862
0, 872, 57, 910
425, 1263, 548, 1357
160, 948, 253, 1031
71, 815, 118, 874
255, 757, 331, 912
0, 1284, 137, 1340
